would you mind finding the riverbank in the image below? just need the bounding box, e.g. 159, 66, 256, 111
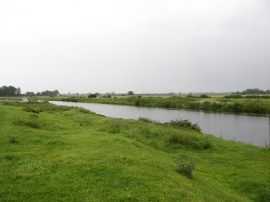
48, 95, 270, 116
50, 101, 270, 147
0, 101, 269, 201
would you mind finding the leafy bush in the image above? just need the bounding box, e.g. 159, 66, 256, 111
168, 119, 201, 132
175, 150, 197, 178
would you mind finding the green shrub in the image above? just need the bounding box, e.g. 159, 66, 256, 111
138, 117, 155, 123
200, 94, 210, 98
88, 94, 97, 98
169, 119, 201, 132
175, 150, 197, 178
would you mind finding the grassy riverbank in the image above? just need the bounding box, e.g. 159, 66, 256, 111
47, 95, 270, 116
0, 101, 270, 201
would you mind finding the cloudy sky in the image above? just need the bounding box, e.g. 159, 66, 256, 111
0, 0, 269, 94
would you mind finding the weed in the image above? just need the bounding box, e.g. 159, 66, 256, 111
136, 124, 151, 138
168, 131, 212, 149
24, 106, 40, 114
13, 114, 40, 128
108, 118, 122, 133
9, 136, 19, 144
175, 150, 197, 178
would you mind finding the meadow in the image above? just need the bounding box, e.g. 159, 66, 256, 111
0, 100, 270, 201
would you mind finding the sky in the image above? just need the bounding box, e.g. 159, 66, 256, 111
0, 0, 269, 94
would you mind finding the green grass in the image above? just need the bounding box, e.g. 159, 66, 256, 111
0, 101, 270, 201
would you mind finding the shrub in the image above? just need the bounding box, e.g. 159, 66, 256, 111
138, 117, 155, 123
169, 119, 201, 132
175, 150, 197, 178
88, 94, 97, 98
200, 94, 210, 98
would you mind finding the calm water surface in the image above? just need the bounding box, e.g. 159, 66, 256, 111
50, 101, 270, 147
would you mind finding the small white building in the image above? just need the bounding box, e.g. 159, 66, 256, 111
22, 97, 29, 102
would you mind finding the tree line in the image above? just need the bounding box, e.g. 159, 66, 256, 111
234, 88, 270, 95
25, 90, 59, 97
0, 85, 60, 97
0, 86, 21, 96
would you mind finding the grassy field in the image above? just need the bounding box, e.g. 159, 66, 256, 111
45, 95, 270, 116
0, 101, 270, 201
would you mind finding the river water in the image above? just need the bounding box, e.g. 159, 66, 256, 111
50, 101, 270, 147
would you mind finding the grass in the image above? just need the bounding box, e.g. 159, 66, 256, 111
0, 101, 270, 201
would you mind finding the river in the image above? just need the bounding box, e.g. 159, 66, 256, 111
50, 101, 270, 147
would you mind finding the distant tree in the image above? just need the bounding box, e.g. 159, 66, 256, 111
0, 85, 19, 96
15, 87, 21, 96
26, 92, 35, 96
200, 94, 210, 98
40, 90, 60, 97
88, 94, 97, 98
241, 88, 269, 95
128, 91, 135, 95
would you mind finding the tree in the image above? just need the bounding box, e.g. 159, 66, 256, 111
88, 94, 97, 98
0, 85, 18, 96
26, 92, 35, 96
128, 91, 135, 96
15, 87, 21, 96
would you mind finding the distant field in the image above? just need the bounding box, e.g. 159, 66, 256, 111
0, 101, 270, 201
44, 94, 270, 116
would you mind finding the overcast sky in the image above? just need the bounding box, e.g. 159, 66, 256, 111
0, 0, 269, 94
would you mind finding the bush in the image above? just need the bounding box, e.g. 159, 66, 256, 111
138, 117, 155, 123
88, 94, 97, 98
200, 94, 210, 98
169, 119, 201, 132
175, 150, 197, 178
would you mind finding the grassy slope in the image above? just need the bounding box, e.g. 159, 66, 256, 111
0, 102, 270, 201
